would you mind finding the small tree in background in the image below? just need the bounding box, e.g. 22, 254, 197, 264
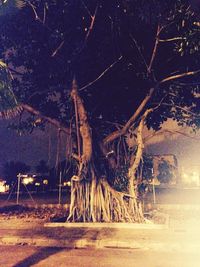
3, 161, 30, 185
157, 160, 175, 184
35, 160, 49, 175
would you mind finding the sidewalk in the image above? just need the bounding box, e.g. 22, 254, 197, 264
0, 218, 200, 252
0, 202, 200, 252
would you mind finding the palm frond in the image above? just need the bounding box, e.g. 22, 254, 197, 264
0, 61, 21, 119
0, 0, 26, 16
15, 0, 26, 9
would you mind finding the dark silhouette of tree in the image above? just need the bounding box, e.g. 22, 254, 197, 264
157, 160, 174, 184
35, 160, 49, 174
3, 161, 30, 185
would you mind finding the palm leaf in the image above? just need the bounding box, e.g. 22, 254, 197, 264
0, 0, 26, 16
15, 0, 26, 9
0, 1, 25, 118
0, 61, 22, 119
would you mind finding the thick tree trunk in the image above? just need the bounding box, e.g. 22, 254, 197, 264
67, 81, 152, 223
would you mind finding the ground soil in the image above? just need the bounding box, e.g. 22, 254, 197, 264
0, 205, 68, 223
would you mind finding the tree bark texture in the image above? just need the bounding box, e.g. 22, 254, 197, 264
67, 81, 148, 222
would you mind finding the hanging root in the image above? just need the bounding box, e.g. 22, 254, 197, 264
67, 178, 144, 223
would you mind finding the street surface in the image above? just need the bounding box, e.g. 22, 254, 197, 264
0, 245, 199, 267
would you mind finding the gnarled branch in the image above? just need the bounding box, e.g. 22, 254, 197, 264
103, 88, 155, 145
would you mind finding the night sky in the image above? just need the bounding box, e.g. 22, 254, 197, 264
1, 118, 200, 177
0, 120, 67, 176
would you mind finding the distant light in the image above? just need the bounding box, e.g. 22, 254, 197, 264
0, 180, 9, 193
43, 179, 48, 185
35, 182, 40, 186
64, 181, 71, 187
192, 172, 199, 186
182, 171, 200, 186
22, 177, 34, 185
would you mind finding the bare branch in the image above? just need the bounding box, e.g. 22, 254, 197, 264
28, 2, 42, 22
129, 35, 148, 70
79, 55, 123, 91
51, 41, 65, 57
160, 69, 200, 84
144, 128, 200, 144
27, 1, 51, 30
84, 4, 98, 44
81, 0, 92, 18
43, 5, 46, 24
159, 37, 186, 42
147, 24, 161, 74
103, 88, 155, 145
8, 67, 24, 76
160, 102, 200, 118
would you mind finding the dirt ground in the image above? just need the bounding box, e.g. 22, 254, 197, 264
0, 204, 68, 223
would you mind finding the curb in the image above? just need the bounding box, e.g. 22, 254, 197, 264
44, 222, 168, 230
1, 236, 200, 253
0, 236, 141, 249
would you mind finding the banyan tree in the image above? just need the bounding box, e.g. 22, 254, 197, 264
1, 0, 200, 222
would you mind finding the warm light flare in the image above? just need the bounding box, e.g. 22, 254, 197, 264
22, 177, 34, 185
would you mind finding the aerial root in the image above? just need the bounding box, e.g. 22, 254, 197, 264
67, 178, 144, 223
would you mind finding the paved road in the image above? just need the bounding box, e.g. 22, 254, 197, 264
0, 245, 199, 267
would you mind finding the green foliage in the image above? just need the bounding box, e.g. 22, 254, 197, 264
157, 159, 174, 184
7, 115, 45, 135
0, 0, 200, 133
0, 62, 19, 117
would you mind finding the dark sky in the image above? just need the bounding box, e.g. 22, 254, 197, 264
1, 118, 200, 177
0, 120, 67, 176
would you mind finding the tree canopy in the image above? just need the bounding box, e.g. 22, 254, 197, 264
1, 0, 200, 134
1, 0, 200, 222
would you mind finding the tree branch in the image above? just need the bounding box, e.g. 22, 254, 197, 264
159, 69, 200, 84
51, 41, 65, 57
103, 68, 200, 145
147, 24, 161, 74
81, 0, 92, 19
21, 103, 71, 135
103, 88, 155, 145
79, 56, 123, 91
129, 35, 148, 71
71, 79, 92, 162
84, 4, 98, 45
144, 128, 200, 144
160, 102, 199, 118
128, 108, 153, 180
159, 37, 186, 42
